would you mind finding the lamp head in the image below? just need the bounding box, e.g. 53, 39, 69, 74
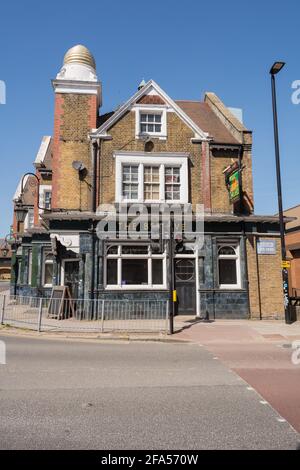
270, 62, 285, 75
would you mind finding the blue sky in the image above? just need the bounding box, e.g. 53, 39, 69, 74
0, 0, 299, 236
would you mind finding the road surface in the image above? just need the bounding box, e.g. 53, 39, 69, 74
0, 334, 299, 449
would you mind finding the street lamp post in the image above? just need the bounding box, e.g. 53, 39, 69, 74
270, 61, 292, 324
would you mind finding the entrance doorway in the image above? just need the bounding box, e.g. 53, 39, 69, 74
174, 258, 196, 315
62, 259, 79, 299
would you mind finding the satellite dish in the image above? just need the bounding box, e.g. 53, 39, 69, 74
72, 160, 85, 172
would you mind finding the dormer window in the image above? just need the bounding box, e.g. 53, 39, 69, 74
115, 153, 188, 203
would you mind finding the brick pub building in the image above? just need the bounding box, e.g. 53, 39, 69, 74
11, 45, 288, 319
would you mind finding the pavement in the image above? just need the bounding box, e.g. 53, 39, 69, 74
0, 333, 299, 449
175, 318, 300, 434
0, 282, 9, 293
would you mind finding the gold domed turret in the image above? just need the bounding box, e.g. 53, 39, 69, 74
63, 45, 96, 69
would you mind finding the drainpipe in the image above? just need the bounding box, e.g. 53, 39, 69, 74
91, 140, 98, 213
169, 218, 174, 334
242, 222, 251, 319
238, 145, 244, 214
90, 139, 98, 305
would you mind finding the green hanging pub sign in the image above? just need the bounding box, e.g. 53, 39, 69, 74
223, 161, 240, 204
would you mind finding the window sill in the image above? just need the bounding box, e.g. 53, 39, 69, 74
218, 285, 242, 290
117, 199, 185, 205
136, 134, 167, 141
105, 285, 167, 290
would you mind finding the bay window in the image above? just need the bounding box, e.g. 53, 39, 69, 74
116, 154, 188, 203
105, 244, 166, 289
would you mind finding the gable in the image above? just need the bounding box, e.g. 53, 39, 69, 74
90, 80, 210, 141
137, 94, 166, 105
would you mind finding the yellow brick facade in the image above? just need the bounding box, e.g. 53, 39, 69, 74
52, 94, 96, 211
99, 111, 202, 208
246, 237, 284, 318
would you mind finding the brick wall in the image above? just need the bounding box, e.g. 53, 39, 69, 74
210, 151, 237, 213
286, 230, 300, 293
246, 236, 284, 319
52, 93, 98, 211
99, 110, 202, 207
206, 93, 254, 214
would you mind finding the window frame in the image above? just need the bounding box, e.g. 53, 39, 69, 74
43, 190, 52, 210
140, 112, 162, 135
105, 244, 167, 290
27, 249, 32, 286
115, 154, 188, 204
24, 208, 34, 230
217, 242, 241, 289
134, 106, 167, 139
122, 164, 139, 200
38, 185, 52, 217
42, 250, 54, 288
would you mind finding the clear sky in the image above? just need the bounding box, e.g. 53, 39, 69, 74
0, 0, 299, 236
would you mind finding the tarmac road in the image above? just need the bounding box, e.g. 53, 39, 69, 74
0, 334, 299, 450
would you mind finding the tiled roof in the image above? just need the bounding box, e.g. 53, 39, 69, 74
175, 100, 240, 144
97, 111, 115, 128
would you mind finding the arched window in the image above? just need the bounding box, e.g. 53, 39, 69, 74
218, 244, 240, 288
218, 246, 236, 256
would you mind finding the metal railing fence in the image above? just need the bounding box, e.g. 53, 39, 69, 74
0, 294, 169, 333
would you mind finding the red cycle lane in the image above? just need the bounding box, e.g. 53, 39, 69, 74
175, 320, 300, 433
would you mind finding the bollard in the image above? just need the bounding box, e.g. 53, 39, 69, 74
101, 299, 105, 333
37, 298, 43, 332
166, 301, 169, 334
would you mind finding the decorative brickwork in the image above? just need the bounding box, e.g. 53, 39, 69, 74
137, 95, 166, 105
